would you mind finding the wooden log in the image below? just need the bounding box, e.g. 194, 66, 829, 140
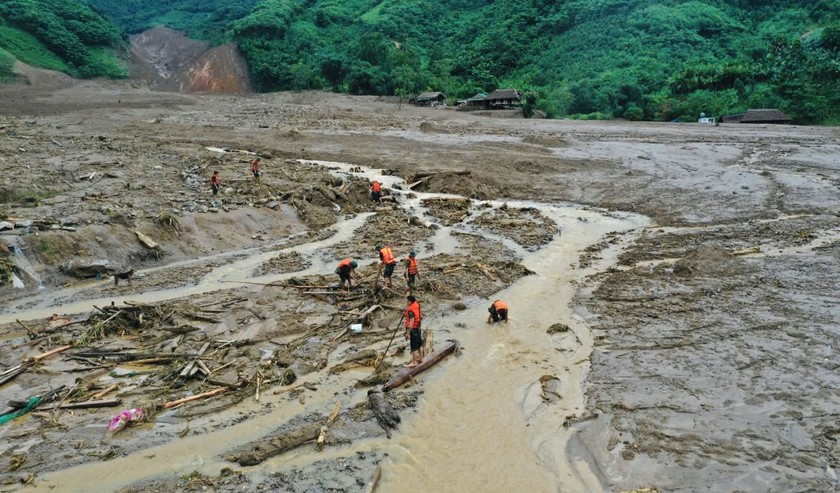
231, 421, 323, 466
163, 387, 228, 409
413, 169, 470, 178
92, 384, 119, 400
368, 389, 400, 438
58, 399, 122, 410
31, 345, 73, 362
135, 231, 160, 250
364, 465, 382, 493
382, 340, 459, 391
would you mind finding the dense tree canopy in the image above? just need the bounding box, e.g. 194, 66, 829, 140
0, 0, 125, 77
1, 0, 838, 123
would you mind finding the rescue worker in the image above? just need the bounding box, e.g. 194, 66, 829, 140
404, 251, 419, 294
210, 171, 221, 196
487, 299, 508, 323
370, 180, 382, 203
335, 258, 358, 291
250, 158, 261, 181
404, 295, 423, 367
376, 244, 397, 288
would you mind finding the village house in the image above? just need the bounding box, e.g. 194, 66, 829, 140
722, 108, 791, 124
456, 92, 487, 110
410, 92, 447, 107
482, 89, 522, 110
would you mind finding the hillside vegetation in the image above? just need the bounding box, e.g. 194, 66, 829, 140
3, 0, 839, 123
0, 0, 125, 78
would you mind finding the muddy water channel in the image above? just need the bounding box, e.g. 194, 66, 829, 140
7, 161, 647, 493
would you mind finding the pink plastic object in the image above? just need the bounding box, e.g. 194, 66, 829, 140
107, 408, 145, 434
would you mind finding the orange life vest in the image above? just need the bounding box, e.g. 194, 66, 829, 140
405, 301, 421, 329
372, 181, 381, 193
379, 246, 395, 264
339, 258, 353, 269
493, 300, 508, 312
406, 257, 418, 275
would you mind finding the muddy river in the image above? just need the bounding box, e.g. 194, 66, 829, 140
5, 160, 647, 492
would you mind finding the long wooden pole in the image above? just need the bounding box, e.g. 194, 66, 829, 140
163, 387, 227, 409
373, 313, 405, 373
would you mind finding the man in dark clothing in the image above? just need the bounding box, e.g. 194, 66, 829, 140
487, 300, 508, 323
376, 244, 397, 289
210, 171, 221, 196
404, 295, 423, 367
335, 258, 358, 291
370, 180, 382, 203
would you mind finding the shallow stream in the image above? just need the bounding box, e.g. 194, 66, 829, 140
7, 160, 648, 492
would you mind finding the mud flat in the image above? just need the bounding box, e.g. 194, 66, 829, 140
1, 84, 839, 493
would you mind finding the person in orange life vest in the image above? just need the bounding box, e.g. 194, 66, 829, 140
404, 251, 419, 294
370, 180, 382, 203
335, 258, 358, 291
250, 158, 261, 180
210, 171, 221, 196
376, 244, 397, 288
404, 295, 423, 367
487, 300, 508, 323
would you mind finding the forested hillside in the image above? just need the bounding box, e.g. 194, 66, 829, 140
0, 0, 125, 79
3, 0, 839, 124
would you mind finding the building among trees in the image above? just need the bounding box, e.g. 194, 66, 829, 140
722, 109, 791, 124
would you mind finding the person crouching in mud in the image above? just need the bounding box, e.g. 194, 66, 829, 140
404, 295, 423, 367
487, 300, 508, 323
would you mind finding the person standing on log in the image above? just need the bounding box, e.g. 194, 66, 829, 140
336, 258, 358, 291
404, 295, 423, 367
487, 300, 508, 323
250, 158, 261, 182
404, 251, 419, 295
210, 170, 221, 196
376, 244, 397, 289
370, 180, 382, 203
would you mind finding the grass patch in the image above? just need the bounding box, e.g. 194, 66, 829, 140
0, 47, 16, 80
83, 47, 128, 78
0, 26, 69, 73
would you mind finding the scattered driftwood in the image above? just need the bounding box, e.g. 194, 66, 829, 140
328, 349, 378, 374
231, 421, 323, 466
383, 340, 459, 391
1, 345, 73, 386
368, 389, 400, 438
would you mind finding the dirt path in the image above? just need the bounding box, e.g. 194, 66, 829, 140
1, 84, 838, 493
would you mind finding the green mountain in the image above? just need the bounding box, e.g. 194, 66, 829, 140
0, 0, 126, 78
3, 0, 839, 124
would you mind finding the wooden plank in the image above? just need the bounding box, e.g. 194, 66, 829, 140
58, 399, 122, 409
382, 340, 459, 391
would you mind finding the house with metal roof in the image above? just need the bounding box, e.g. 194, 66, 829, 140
410, 92, 447, 107
483, 89, 522, 110
722, 109, 791, 124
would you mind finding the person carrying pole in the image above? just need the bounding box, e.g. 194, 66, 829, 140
335, 258, 358, 291
404, 295, 423, 368
487, 299, 508, 323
